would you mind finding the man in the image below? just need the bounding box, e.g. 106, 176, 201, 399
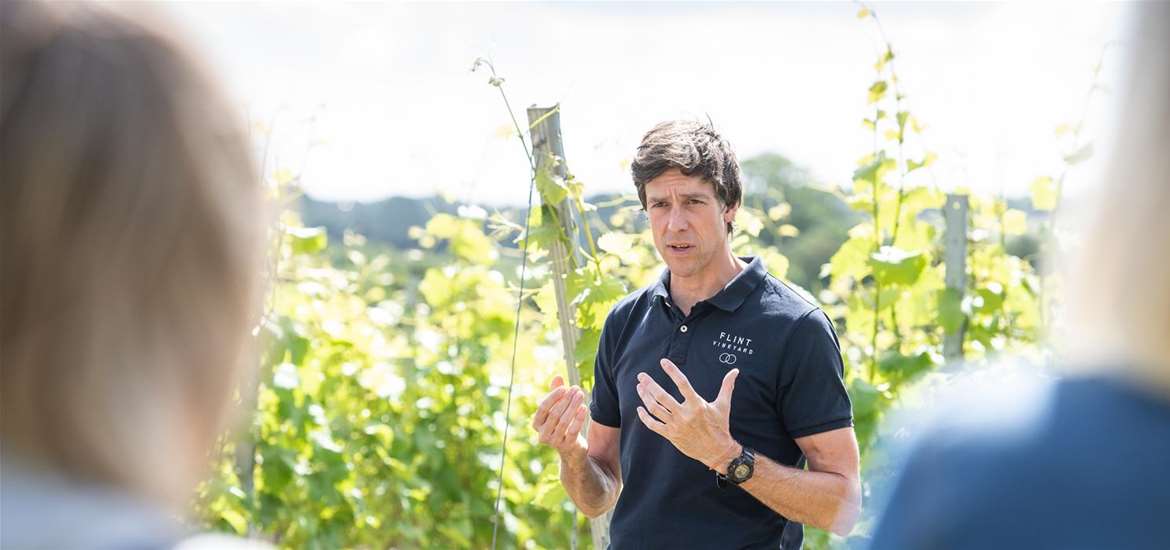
532, 121, 861, 548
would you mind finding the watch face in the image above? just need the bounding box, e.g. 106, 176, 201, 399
733, 464, 750, 479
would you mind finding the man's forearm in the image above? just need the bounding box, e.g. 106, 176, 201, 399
736, 453, 861, 536
559, 447, 621, 518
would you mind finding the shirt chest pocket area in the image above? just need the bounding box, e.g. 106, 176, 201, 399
725, 367, 782, 431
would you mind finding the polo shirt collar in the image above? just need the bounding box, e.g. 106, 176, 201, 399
652, 256, 767, 313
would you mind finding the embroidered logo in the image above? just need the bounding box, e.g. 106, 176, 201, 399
713, 330, 755, 365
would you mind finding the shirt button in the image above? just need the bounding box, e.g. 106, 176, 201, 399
680, 325, 688, 333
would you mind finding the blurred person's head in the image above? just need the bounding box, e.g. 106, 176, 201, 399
1063, 3, 1170, 393
0, 0, 266, 508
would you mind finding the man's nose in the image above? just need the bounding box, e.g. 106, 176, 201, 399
666, 206, 688, 231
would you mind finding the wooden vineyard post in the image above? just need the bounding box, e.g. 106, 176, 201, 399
943, 194, 969, 363
526, 105, 612, 550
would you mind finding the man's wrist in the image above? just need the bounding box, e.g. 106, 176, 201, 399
707, 440, 743, 475
558, 441, 589, 466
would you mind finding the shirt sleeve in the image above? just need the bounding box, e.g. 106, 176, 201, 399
778, 309, 854, 438
589, 311, 621, 428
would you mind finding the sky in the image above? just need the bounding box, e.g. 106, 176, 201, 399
161, 2, 1130, 207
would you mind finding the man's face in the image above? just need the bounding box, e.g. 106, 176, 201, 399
644, 168, 737, 279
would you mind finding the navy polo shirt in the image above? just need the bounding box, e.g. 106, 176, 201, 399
589, 256, 853, 550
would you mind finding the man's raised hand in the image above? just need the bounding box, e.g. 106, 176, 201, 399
532, 375, 589, 458
635, 358, 742, 471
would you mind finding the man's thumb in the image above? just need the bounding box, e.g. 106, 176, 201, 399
717, 369, 739, 406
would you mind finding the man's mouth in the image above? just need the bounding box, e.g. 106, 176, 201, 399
667, 243, 693, 252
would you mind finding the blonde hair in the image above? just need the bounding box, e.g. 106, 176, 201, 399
1063, 3, 1170, 391
1, 2, 266, 505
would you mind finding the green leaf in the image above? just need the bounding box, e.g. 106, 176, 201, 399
573, 328, 601, 370
878, 350, 939, 385
868, 246, 926, 285
829, 234, 873, 282
1030, 176, 1059, 211
1003, 209, 1027, 235
868, 81, 889, 104
516, 205, 567, 255
906, 152, 937, 172
219, 508, 249, 535
570, 270, 627, 331
736, 207, 764, 237
938, 287, 965, 334
534, 478, 568, 510
535, 164, 568, 205
852, 151, 891, 184
767, 203, 791, 221
289, 226, 328, 254
975, 283, 1005, 313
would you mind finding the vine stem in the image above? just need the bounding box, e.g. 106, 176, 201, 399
473, 57, 539, 550
866, 103, 881, 382
573, 193, 606, 279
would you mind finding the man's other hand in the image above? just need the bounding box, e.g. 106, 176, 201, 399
532, 375, 589, 459
635, 358, 741, 472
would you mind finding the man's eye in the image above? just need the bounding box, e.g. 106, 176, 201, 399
651, 202, 667, 208
687, 199, 704, 205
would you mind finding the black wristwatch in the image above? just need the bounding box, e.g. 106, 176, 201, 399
717, 447, 755, 486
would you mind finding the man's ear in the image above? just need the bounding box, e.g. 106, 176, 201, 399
723, 201, 740, 224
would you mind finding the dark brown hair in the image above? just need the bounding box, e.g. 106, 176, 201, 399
631, 120, 743, 233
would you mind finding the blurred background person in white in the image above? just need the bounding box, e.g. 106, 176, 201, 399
869, 3, 1170, 549
1, 2, 269, 548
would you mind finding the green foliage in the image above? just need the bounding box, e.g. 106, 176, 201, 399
196, 205, 588, 548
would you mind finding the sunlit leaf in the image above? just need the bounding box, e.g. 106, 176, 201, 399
289, 226, 327, 255
938, 287, 965, 334
869, 246, 926, 285
1030, 176, 1059, 211
1003, 209, 1027, 235
868, 80, 888, 104
767, 203, 791, 221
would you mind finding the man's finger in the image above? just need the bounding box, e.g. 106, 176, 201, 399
550, 375, 565, 391
533, 387, 567, 427
543, 388, 574, 429
659, 358, 700, 401
637, 373, 681, 413
716, 368, 739, 410
636, 406, 669, 436
552, 389, 584, 435
559, 406, 588, 445
636, 382, 674, 420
